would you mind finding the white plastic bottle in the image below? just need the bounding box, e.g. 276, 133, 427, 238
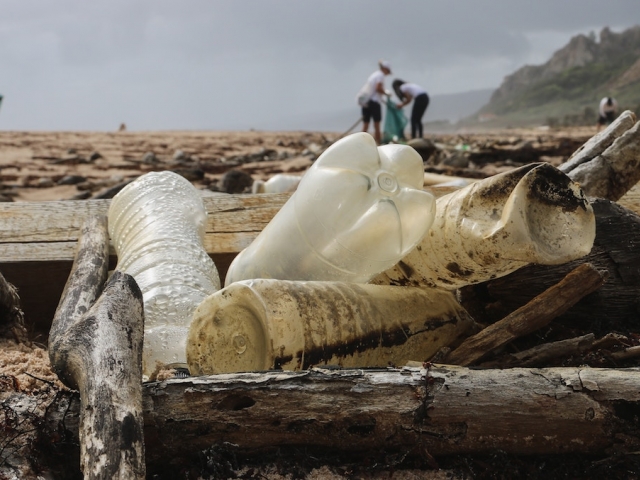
108, 171, 221, 378
252, 174, 302, 194
187, 279, 474, 374
225, 132, 436, 285
374, 163, 596, 289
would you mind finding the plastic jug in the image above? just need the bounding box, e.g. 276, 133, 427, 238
108, 171, 221, 378
225, 132, 436, 285
186, 279, 474, 374
373, 163, 596, 289
252, 174, 302, 194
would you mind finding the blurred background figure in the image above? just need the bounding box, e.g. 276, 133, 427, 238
356, 60, 392, 144
0, 94, 3, 111
597, 96, 618, 131
393, 80, 430, 139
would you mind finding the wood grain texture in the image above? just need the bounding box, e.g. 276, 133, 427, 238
0, 193, 288, 332
446, 263, 608, 366
21, 365, 640, 476
48, 216, 146, 479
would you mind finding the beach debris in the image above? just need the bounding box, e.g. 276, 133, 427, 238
560, 110, 640, 200
142, 151, 159, 164
225, 132, 435, 285
446, 263, 607, 366
251, 173, 302, 194
108, 171, 220, 378
219, 169, 254, 193
458, 198, 640, 335
374, 163, 595, 289
0, 271, 27, 343
57, 174, 87, 185
48, 215, 146, 479
187, 279, 474, 374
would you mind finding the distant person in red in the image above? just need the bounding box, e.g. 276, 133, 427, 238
357, 60, 392, 145
597, 96, 618, 131
393, 80, 429, 139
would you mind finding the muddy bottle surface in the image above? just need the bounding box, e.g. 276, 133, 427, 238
187, 279, 474, 375
374, 163, 596, 289
225, 132, 436, 285
108, 171, 221, 378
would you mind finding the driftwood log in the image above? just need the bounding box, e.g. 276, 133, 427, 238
561, 110, 640, 201
48, 216, 146, 479
479, 333, 597, 368
446, 263, 608, 366
13, 365, 640, 476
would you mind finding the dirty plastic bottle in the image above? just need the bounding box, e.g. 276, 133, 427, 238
186, 279, 474, 375
108, 171, 221, 379
225, 132, 436, 285
373, 163, 596, 289
251, 174, 302, 194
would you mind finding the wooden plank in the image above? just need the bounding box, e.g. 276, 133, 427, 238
0, 194, 290, 244
0, 232, 261, 263
0, 200, 110, 242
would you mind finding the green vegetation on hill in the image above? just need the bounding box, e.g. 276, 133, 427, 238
467, 26, 640, 128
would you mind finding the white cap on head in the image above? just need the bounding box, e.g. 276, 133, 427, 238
379, 60, 392, 72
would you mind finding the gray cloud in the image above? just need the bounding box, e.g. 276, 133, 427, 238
0, 1, 637, 130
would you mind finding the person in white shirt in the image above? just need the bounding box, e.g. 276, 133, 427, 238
393, 80, 429, 139
597, 96, 618, 131
359, 60, 392, 145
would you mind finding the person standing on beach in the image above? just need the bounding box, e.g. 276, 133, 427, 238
393, 80, 429, 139
357, 60, 392, 145
597, 96, 618, 131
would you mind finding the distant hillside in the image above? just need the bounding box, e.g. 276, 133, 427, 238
467, 26, 640, 128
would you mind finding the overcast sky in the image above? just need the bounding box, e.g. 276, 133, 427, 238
0, 1, 637, 131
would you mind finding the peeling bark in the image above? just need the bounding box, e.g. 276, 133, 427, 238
17, 365, 640, 476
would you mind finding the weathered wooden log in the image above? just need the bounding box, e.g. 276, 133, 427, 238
560, 110, 637, 173
459, 199, 640, 334
446, 263, 607, 366
560, 111, 640, 201
48, 215, 146, 479
611, 345, 640, 361
18, 365, 640, 476
479, 333, 596, 368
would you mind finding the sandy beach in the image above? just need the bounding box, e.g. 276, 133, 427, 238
0, 126, 599, 203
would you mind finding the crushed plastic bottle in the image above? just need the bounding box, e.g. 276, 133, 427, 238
374, 163, 596, 289
225, 132, 436, 285
187, 279, 474, 374
108, 171, 221, 378
251, 174, 302, 194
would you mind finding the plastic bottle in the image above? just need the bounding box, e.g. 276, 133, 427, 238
108, 171, 221, 378
251, 174, 302, 194
186, 279, 474, 374
373, 163, 596, 289
225, 132, 436, 285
